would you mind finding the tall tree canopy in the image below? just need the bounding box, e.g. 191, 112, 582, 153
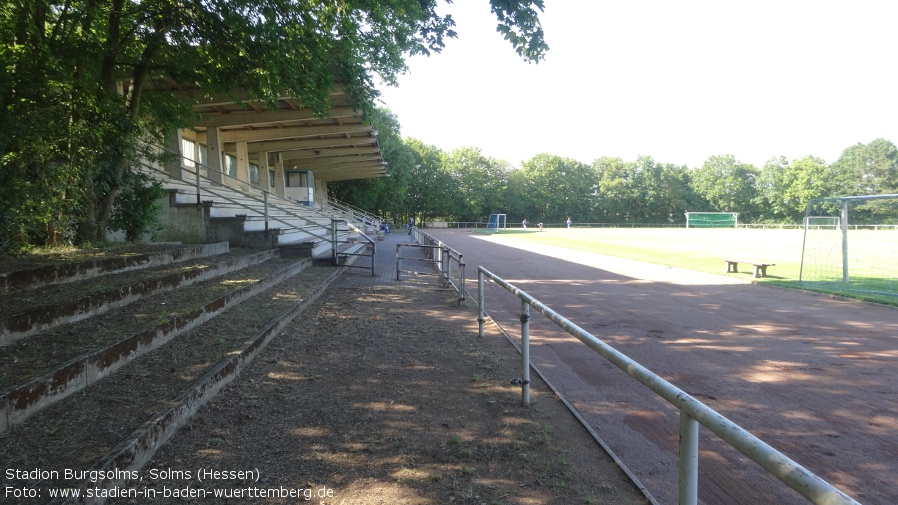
830, 138, 898, 196
691, 155, 759, 218
519, 153, 593, 222
0, 0, 548, 253
331, 133, 898, 228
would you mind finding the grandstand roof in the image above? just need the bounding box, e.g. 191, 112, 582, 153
173, 86, 387, 182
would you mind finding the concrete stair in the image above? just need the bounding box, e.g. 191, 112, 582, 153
0, 244, 347, 503
157, 175, 365, 255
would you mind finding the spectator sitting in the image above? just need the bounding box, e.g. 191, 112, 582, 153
380, 223, 391, 234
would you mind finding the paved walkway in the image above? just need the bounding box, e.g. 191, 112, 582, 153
333, 229, 429, 289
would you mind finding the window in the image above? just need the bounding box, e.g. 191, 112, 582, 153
269, 169, 276, 188
225, 154, 238, 179
285, 170, 309, 187
197, 144, 209, 176
249, 162, 259, 184
180, 138, 196, 167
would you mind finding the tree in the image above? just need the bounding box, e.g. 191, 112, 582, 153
691, 155, 759, 219
328, 107, 416, 223
829, 138, 898, 196
754, 156, 792, 222
503, 169, 531, 221
593, 156, 629, 222
1, 0, 549, 253
405, 138, 454, 222
652, 162, 700, 224
442, 147, 508, 222
779, 156, 832, 222
519, 153, 594, 222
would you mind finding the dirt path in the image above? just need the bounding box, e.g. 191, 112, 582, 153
426, 229, 898, 505
93, 232, 649, 505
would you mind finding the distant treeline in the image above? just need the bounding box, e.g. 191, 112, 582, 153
330, 108, 898, 227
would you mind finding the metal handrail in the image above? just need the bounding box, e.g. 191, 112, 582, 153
477, 266, 861, 505
327, 196, 385, 228
143, 149, 336, 243
413, 229, 465, 303
331, 219, 375, 276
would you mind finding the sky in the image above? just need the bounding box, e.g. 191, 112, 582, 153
375, 1, 898, 169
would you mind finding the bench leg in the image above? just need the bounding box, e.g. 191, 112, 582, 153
726, 261, 738, 274
757, 265, 767, 278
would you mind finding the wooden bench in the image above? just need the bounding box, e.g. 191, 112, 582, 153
724, 259, 775, 278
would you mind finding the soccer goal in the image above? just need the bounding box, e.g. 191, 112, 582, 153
800, 194, 898, 297
805, 216, 840, 229
685, 212, 738, 228
486, 214, 507, 233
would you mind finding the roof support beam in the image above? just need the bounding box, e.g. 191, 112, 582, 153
192, 106, 361, 128
286, 155, 384, 170
243, 137, 379, 154
216, 123, 374, 143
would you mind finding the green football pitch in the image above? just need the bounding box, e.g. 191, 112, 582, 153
486, 227, 898, 305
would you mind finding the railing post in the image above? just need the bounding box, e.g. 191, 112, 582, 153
473, 265, 862, 505
263, 191, 269, 232
478, 270, 485, 338
331, 220, 338, 264
679, 412, 700, 505
194, 164, 202, 207
459, 257, 465, 304
441, 246, 448, 279
520, 300, 531, 406
395, 244, 401, 281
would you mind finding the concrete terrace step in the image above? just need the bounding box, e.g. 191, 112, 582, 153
0, 256, 313, 433
0, 263, 343, 501
0, 248, 273, 347
0, 243, 227, 295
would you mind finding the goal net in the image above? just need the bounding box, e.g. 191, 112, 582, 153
685, 212, 738, 228
486, 214, 507, 233
800, 194, 898, 297
805, 216, 840, 229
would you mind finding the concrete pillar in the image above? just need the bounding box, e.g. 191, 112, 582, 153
235, 141, 249, 186
205, 127, 223, 185
273, 153, 285, 197
165, 130, 185, 180
258, 151, 271, 192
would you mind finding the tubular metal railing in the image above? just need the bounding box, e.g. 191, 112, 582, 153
142, 148, 372, 246
398, 228, 465, 304
477, 265, 861, 505
331, 219, 375, 276
327, 197, 385, 230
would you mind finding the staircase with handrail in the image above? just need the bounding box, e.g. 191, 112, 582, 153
140, 149, 385, 259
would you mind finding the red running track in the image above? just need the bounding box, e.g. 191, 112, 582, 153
426, 229, 897, 505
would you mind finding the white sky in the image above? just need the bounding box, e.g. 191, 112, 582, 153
375, 1, 898, 169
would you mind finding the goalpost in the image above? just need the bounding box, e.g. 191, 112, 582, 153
685, 212, 738, 228
486, 214, 506, 233
805, 216, 840, 229
800, 194, 898, 296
